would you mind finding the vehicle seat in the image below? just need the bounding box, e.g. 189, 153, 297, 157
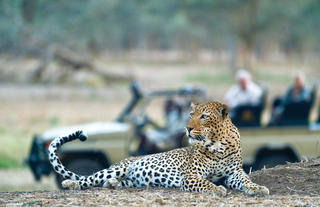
231, 85, 267, 127
270, 84, 317, 126
276, 101, 312, 126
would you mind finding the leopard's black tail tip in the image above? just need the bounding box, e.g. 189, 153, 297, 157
69, 130, 87, 142
75, 130, 87, 142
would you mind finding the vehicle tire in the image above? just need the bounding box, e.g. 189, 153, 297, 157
254, 153, 296, 171
55, 158, 106, 189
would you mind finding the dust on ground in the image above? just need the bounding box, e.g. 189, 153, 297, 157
250, 159, 320, 196
0, 169, 56, 192
0, 159, 319, 207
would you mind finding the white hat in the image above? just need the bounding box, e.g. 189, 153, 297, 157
236, 69, 251, 81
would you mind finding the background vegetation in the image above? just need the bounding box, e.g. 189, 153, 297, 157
1, 0, 320, 69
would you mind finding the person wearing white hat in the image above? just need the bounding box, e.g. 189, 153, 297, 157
225, 69, 262, 112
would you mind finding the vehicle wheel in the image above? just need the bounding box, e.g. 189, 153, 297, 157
254, 153, 296, 170
55, 158, 106, 189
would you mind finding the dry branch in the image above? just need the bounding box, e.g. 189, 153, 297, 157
30, 45, 131, 84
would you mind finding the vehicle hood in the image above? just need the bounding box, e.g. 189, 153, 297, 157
41, 122, 131, 141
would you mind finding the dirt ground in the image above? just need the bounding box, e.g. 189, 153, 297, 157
0, 169, 56, 192
0, 159, 319, 207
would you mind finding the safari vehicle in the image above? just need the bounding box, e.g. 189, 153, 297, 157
240, 126, 320, 171
233, 83, 320, 171
26, 82, 206, 188
26, 83, 320, 188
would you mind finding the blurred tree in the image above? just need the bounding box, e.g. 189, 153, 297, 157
0, 0, 319, 65
21, 0, 37, 24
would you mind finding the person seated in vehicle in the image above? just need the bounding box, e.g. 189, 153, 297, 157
270, 72, 312, 124
225, 69, 263, 119
144, 98, 190, 152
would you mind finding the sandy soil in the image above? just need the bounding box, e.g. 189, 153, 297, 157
0, 159, 319, 206
0, 169, 56, 192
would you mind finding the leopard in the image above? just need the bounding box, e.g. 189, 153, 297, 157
48, 101, 269, 196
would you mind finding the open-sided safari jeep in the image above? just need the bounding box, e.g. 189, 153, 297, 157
26, 82, 206, 188
26, 83, 320, 188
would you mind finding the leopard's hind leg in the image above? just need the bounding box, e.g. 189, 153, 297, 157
62, 156, 139, 189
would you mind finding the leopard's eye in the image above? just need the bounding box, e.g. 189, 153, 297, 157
189, 112, 194, 117
200, 114, 209, 120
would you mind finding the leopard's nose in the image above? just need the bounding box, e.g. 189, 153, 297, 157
186, 127, 193, 133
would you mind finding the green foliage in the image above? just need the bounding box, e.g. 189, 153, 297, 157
0, 127, 30, 169
255, 71, 292, 84
0, 0, 319, 54
184, 71, 233, 85
0, 155, 20, 168
49, 117, 60, 127
22, 200, 42, 206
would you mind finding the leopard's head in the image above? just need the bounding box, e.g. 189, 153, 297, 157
186, 101, 230, 148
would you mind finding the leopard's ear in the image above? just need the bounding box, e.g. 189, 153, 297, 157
219, 104, 229, 120
190, 102, 199, 110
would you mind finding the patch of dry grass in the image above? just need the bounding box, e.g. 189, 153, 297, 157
0, 187, 319, 206
0, 159, 320, 206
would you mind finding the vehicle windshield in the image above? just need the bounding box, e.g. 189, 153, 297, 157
124, 86, 206, 128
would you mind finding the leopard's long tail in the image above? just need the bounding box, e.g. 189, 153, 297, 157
48, 130, 87, 182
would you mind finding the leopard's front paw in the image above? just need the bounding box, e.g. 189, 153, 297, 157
61, 179, 80, 190
102, 178, 120, 188
245, 185, 269, 196
213, 185, 227, 197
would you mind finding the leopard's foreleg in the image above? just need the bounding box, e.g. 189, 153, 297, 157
181, 174, 227, 197
225, 168, 269, 196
